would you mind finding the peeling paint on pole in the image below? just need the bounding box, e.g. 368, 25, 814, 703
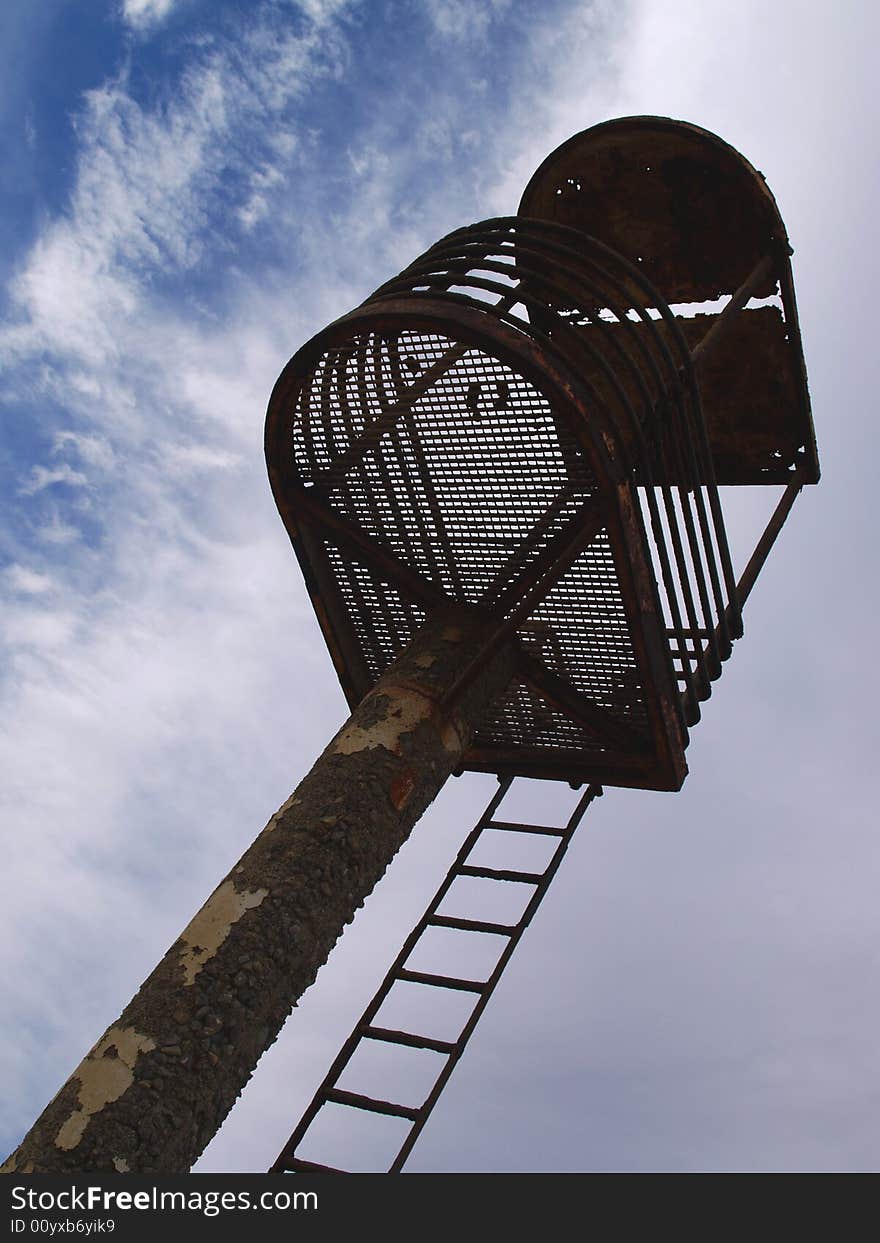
54, 1028, 157, 1151
178, 882, 269, 986
3, 607, 516, 1174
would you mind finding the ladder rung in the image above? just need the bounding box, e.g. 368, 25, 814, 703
396, 968, 486, 993
283, 1156, 347, 1174
486, 820, 565, 837
324, 1088, 420, 1121
457, 864, 544, 884
361, 1025, 455, 1054
428, 914, 517, 936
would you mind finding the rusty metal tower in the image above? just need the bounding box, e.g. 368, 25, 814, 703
5, 117, 817, 1176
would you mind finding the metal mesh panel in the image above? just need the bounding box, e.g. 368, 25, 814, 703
290, 326, 651, 765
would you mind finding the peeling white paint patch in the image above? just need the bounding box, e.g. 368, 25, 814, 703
332, 686, 431, 756
261, 791, 302, 834
178, 881, 268, 985
54, 1027, 157, 1151
113, 1156, 130, 1172
440, 716, 465, 754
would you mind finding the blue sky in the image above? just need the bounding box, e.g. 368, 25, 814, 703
2, 0, 879, 1173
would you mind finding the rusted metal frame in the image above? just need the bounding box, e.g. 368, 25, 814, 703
512, 223, 731, 670
520, 621, 575, 692
660, 339, 734, 656
336, 340, 424, 635
290, 486, 450, 612
284, 1157, 346, 1174
599, 479, 692, 769
378, 332, 467, 600
422, 276, 701, 726
267, 364, 376, 705
476, 481, 585, 606
348, 293, 687, 773
656, 442, 720, 686
675, 473, 804, 717
324, 1088, 421, 1120
313, 341, 469, 487
324, 344, 407, 646
384, 244, 675, 462
462, 746, 670, 789
515, 214, 742, 641
387, 782, 603, 1173
506, 223, 728, 677
483, 821, 565, 838
375, 229, 668, 440
284, 513, 375, 708
599, 281, 731, 674
731, 471, 805, 618
265, 452, 373, 707
689, 253, 778, 369
662, 318, 741, 638
395, 967, 487, 991
518, 650, 650, 752
269, 778, 514, 1173
384, 227, 707, 720
489, 496, 606, 618
293, 350, 392, 686
365, 1027, 456, 1054
777, 251, 820, 482
297, 358, 324, 479
369, 268, 694, 730
501, 225, 726, 692
328, 558, 395, 685
509, 235, 712, 712
435, 500, 611, 715
355, 334, 447, 602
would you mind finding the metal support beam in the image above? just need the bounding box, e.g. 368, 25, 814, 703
689, 252, 778, 369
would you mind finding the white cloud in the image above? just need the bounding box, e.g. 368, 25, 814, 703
424, 0, 512, 41
120, 0, 177, 31
19, 464, 89, 496
237, 164, 285, 231
35, 513, 81, 547
52, 432, 116, 472
0, 19, 344, 381
160, 441, 242, 476
294, 0, 353, 27
3, 565, 54, 595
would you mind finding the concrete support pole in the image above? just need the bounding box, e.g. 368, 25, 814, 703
3, 607, 516, 1174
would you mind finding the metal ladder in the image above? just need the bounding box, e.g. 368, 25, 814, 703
270, 776, 603, 1173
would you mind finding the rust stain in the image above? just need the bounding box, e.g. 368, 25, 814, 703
389, 769, 417, 810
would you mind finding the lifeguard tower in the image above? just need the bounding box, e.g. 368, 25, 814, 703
265, 116, 818, 1171
4, 117, 817, 1177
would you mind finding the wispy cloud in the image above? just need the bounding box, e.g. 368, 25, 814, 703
3, 564, 54, 595
120, 0, 178, 32
18, 464, 89, 496
424, 0, 512, 41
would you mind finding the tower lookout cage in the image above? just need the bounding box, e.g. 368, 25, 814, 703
266, 116, 818, 795
3, 117, 818, 1178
